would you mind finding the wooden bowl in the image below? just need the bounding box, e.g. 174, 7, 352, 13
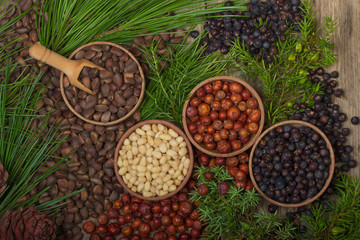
182, 76, 265, 157
249, 120, 335, 208
114, 120, 194, 201
60, 41, 146, 126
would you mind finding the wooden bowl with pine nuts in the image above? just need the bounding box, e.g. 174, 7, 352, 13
114, 120, 194, 201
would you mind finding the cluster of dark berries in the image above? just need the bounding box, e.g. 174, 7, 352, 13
289, 68, 357, 174
192, 0, 304, 61
252, 124, 331, 204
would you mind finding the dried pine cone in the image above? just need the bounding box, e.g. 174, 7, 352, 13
0, 207, 56, 240
0, 161, 8, 195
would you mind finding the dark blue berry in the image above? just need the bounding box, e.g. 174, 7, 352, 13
190, 30, 200, 39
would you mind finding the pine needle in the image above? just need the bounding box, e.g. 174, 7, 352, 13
139, 33, 236, 126
36, 0, 247, 56
301, 175, 360, 240
0, 59, 81, 216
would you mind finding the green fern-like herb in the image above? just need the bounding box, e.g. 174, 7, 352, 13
300, 175, 360, 240
189, 166, 296, 240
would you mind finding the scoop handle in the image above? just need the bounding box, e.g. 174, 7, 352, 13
29, 43, 73, 77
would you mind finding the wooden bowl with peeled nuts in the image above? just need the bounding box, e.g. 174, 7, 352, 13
114, 120, 194, 201
60, 41, 145, 126
182, 76, 265, 158
249, 120, 335, 208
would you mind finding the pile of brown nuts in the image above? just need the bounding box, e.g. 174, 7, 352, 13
3, 1, 186, 239
63, 44, 143, 123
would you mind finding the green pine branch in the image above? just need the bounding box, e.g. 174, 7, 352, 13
0, 1, 83, 213
300, 175, 360, 240
0, 59, 81, 217
138, 33, 236, 127
189, 166, 296, 239
36, 0, 248, 56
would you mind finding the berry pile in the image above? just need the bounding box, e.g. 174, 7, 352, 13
252, 124, 332, 204
82, 193, 203, 239
280, 68, 359, 225
185, 80, 261, 154
195, 0, 304, 61
195, 152, 254, 191
289, 68, 358, 174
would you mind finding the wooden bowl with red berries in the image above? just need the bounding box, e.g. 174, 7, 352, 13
182, 76, 265, 157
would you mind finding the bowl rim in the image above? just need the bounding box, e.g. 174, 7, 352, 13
114, 119, 194, 201
60, 41, 146, 126
182, 76, 265, 157
249, 120, 335, 208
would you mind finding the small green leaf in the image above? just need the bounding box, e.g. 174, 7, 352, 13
295, 43, 302, 52
299, 69, 309, 76
240, 221, 251, 230
306, 51, 319, 62
225, 206, 232, 213
299, 77, 307, 85
331, 227, 346, 235
288, 53, 296, 61
311, 52, 319, 62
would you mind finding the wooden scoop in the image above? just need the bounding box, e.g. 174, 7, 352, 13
29, 42, 104, 95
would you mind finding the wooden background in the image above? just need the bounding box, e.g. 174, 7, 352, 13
2, 0, 359, 234
249, 0, 360, 215
314, 1, 359, 177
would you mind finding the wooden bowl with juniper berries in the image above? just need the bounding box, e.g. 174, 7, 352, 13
249, 120, 335, 208
182, 76, 265, 157
60, 41, 145, 126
